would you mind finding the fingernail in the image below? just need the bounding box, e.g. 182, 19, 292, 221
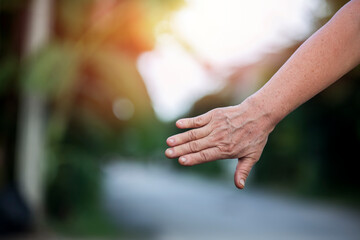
240, 179, 245, 188
177, 120, 183, 126
167, 138, 175, 144
166, 149, 173, 156
180, 156, 187, 163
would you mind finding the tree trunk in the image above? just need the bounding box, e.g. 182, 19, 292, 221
16, 0, 52, 225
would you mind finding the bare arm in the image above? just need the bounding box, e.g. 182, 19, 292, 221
165, 0, 360, 189
256, 0, 360, 125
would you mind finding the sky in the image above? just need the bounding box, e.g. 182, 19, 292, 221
137, 0, 327, 121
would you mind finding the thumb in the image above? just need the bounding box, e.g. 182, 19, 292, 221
234, 157, 257, 189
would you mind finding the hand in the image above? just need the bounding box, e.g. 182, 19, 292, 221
165, 98, 275, 189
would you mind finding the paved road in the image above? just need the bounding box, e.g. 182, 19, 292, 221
102, 161, 360, 240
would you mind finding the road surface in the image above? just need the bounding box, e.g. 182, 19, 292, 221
103, 161, 360, 240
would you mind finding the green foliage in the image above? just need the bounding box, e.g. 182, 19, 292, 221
0, 57, 17, 95
46, 148, 100, 216
45, 145, 120, 236
20, 0, 184, 235
255, 65, 360, 201
21, 43, 79, 97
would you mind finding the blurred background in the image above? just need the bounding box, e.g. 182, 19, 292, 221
1, 0, 360, 239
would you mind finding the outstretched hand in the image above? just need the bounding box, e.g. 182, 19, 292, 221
167, 0, 360, 189
165, 98, 276, 189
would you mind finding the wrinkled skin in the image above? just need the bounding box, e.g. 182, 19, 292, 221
165, 98, 275, 189
165, 0, 360, 189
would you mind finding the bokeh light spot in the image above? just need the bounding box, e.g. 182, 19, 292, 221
112, 98, 135, 121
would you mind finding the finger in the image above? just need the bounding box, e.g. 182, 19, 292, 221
166, 125, 212, 147
165, 137, 215, 158
176, 111, 212, 129
234, 157, 257, 189
178, 147, 224, 166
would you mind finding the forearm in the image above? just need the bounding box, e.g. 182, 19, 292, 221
250, 0, 360, 125
166, 0, 360, 189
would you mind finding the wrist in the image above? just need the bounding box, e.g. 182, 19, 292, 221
241, 93, 284, 131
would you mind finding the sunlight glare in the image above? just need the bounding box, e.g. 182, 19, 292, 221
138, 0, 325, 121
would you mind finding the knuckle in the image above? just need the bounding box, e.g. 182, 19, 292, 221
221, 144, 231, 153
194, 116, 203, 127
218, 143, 236, 158
212, 108, 223, 115
209, 109, 216, 115
189, 141, 199, 152
188, 130, 197, 141
227, 145, 234, 155
199, 151, 208, 162
228, 144, 237, 157
216, 146, 228, 158
222, 145, 233, 156
216, 146, 229, 158
239, 168, 250, 178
